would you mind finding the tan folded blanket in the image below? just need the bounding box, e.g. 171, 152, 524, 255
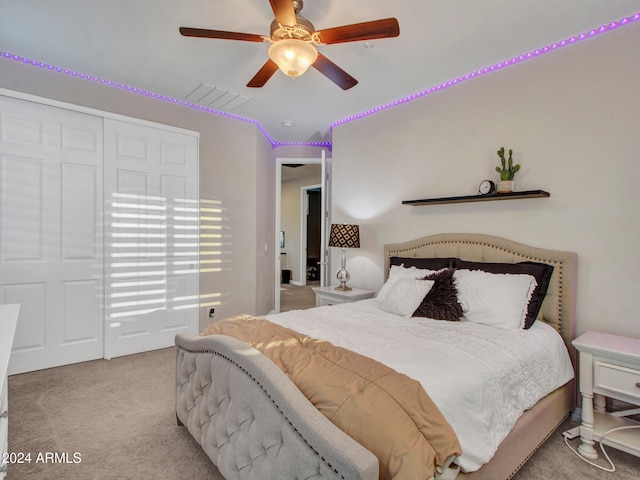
202, 315, 461, 480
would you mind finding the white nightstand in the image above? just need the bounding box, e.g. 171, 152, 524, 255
312, 286, 375, 307
572, 330, 640, 460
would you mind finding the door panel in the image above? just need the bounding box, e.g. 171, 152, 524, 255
60, 279, 101, 344
61, 163, 100, 260
103, 119, 198, 359
0, 95, 104, 374
0, 155, 44, 262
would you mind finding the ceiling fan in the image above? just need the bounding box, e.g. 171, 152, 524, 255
179, 0, 399, 90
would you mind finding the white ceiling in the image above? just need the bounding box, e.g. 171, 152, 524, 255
1, 1, 638, 144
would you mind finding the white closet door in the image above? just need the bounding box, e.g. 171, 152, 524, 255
103, 119, 199, 359
0, 96, 104, 374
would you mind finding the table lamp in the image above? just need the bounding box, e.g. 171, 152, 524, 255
328, 223, 360, 291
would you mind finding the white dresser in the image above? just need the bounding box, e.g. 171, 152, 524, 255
0, 304, 19, 479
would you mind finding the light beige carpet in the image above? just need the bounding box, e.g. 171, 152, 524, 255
8, 348, 222, 480
7, 346, 640, 479
279, 281, 317, 312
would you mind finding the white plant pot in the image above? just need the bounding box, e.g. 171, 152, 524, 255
497, 180, 514, 193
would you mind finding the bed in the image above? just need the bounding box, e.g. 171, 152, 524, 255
175, 233, 578, 479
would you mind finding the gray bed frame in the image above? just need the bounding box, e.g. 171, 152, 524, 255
175, 233, 578, 480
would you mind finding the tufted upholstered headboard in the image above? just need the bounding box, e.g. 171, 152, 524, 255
384, 233, 578, 361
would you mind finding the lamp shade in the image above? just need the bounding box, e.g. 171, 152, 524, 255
268, 39, 318, 78
328, 224, 360, 249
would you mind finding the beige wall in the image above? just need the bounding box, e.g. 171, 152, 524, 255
0, 57, 275, 329
255, 137, 276, 315
331, 22, 640, 338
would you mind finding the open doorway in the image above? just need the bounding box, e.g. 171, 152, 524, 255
275, 153, 330, 313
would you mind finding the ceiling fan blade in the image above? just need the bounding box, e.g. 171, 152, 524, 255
179, 27, 264, 42
247, 59, 279, 88
315, 18, 400, 45
269, 0, 297, 27
312, 53, 358, 90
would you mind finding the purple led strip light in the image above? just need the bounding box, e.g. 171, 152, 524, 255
330, 12, 640, 131
2, 12, 637, 148
0, 50, 332, 149
0, 50, 289, 146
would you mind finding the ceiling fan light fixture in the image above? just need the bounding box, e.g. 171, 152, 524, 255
268, 39, 318, 78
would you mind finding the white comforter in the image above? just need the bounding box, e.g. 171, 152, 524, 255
265, 299, 574, 472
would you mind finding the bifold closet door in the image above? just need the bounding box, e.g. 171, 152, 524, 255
0, 96, 104, 375
103, 118, 199, 359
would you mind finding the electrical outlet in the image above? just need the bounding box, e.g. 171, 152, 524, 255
208, 308, 215, 318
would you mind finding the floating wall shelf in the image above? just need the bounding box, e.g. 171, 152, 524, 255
402, 190, 550, 206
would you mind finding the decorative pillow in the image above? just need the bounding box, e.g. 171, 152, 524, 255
412, 269, 463, 321
452, 259, 554, 329
380, 278, 435, 317
390, 256, 455, 271
377, 264, 437, 302
453, 269, 538, 329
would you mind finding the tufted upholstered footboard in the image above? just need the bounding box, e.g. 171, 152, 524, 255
175, 332, 379, 480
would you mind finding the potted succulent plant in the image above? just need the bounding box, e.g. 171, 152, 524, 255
495, 147, 520, 193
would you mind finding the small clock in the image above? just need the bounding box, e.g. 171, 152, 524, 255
478, 180, 496, 195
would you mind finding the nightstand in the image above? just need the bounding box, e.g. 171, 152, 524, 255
572, 330, 640, 460
312, 286, 375, 307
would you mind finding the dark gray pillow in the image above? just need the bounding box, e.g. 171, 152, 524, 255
412, 269, 463, 321
390, 256, 454, 271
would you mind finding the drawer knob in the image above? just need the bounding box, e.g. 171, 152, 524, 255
637, 382, 640, 389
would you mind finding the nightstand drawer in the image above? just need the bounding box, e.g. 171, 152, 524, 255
594, 360, 640, 401
316, 296, 339, 307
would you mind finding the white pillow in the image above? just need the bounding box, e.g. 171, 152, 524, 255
380, 278, 435, 317
376, 264, 436, 303
453, 269, 537, 329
